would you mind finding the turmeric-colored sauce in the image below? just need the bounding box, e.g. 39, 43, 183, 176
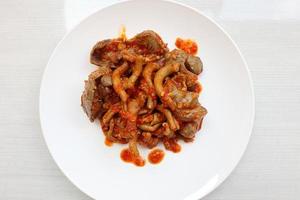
120, 148, 145, 167
148, 149, 165, 164
104, 137, 113, 147
175, 38, 198, 55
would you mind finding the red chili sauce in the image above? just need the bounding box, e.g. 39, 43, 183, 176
104, 137, 113, 147
120, 148, 145, 167
148, 149, 165, 164
175, 38, 198, 55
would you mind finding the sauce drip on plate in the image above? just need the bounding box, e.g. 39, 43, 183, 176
148, 149, 165, 164
104, 137, 113, 147
120, 148, 145, 167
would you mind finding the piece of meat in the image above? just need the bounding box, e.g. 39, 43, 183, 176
81, 67, 111, 121
166, 49, 203, 75
90, 39, 125, 67
91, 31, 168, 67
173, 104, 207, 122
161, 72, 207, 122
178, 122, 198, 139
127, 30, 169, 59
166, 49, 187, 67
168, 89, 199, 109
186, 55, 203, 75
163, 74, 199, 109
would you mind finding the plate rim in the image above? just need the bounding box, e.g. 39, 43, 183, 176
39, 0, 255, 199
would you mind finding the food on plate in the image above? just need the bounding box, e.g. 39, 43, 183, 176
148, 149, 165, 164
81, 29, 207, 166
175, 37, 198, 56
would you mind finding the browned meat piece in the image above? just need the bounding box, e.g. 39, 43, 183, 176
166, 49, 203, 75
163, 74, 199, 109
173, 104, 207, 122
186, 55, 203, 75
168, 89, 199, 109
163, 73, 207, 122
90, 39, 125, 67
81, 67, 111, 121
178, 122, 198, 139
91, 31, 169, 67
166, 49, 187, 67
128, 30, 169, 58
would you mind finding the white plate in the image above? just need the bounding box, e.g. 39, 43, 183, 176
39, 1, 254, 199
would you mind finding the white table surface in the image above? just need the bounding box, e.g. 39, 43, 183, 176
0, 0, 299, 199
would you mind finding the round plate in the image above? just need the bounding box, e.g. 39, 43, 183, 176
39, 1, 254, 199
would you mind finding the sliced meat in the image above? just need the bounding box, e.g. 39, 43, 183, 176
81, 67, 111, 121
178, 122, 198, 139
90, 39, 125, 66
163, 73, 199, 109
173, 104, 207, 122
166, 49, 203, 75
127, 30, 169, 58
162, 72, 207, 122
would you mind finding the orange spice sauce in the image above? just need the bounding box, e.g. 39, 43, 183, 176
175, 37, 198, 55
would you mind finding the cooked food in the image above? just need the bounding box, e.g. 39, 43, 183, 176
175, 37, 198, 55
81, 29, 207, 166
148, 149, 165, 164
